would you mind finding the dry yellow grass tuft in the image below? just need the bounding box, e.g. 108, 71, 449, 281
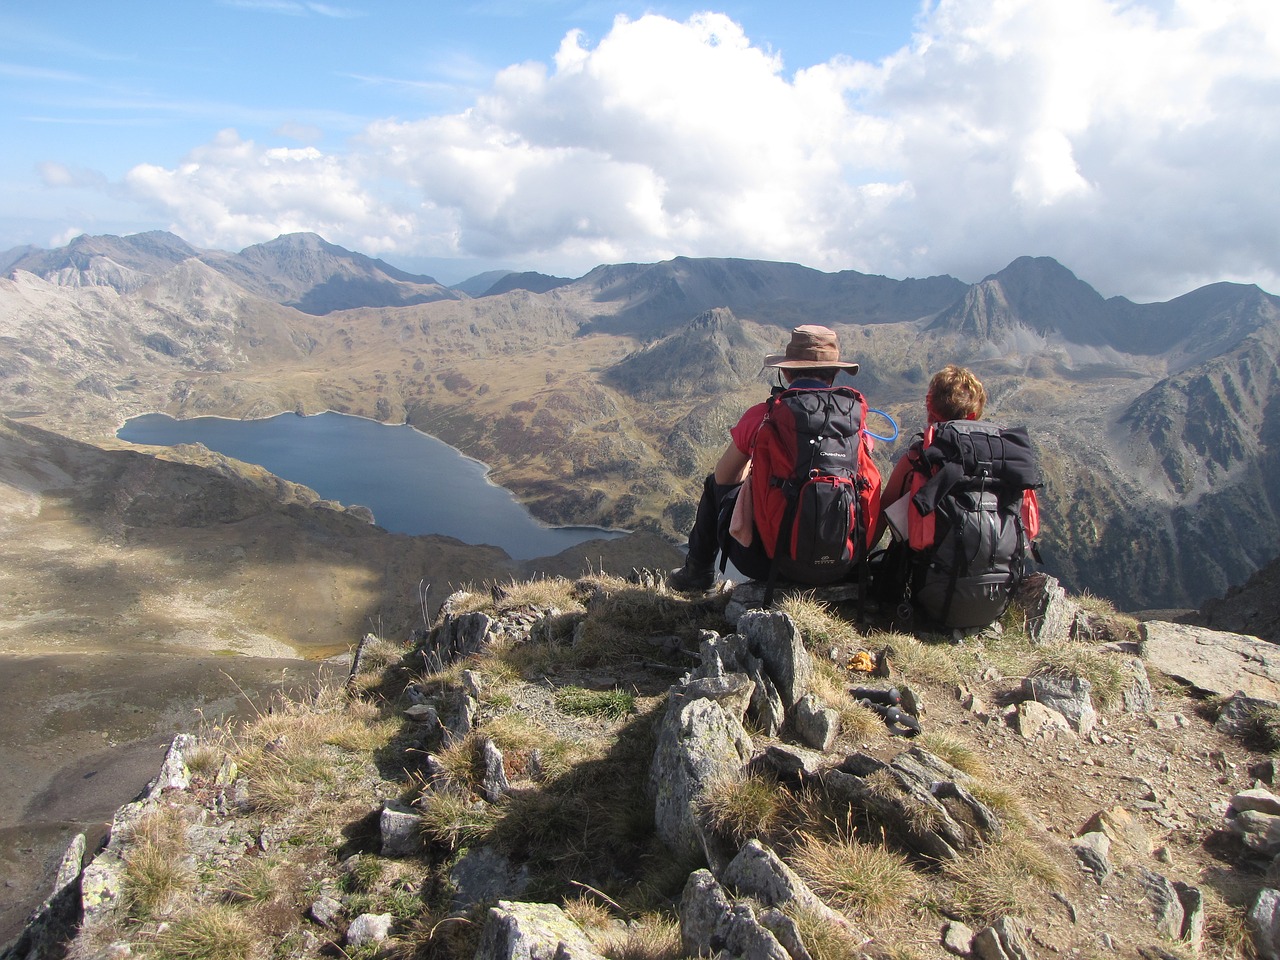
918, 730, 991, 779
809, 659, 884, 742
789, 904, 877, 960
417, 790, 499, 851
778, 594, 851, 649
942, 837, 1068, 924
122, 806, 194, 921
1031, 645, 1131, 710
148, 903, 264, 960
699, 774, 786, 846
869, 630, 964, 686
788, 832, 922, 920
594, 912, 682, 960
495, 576, 585, 613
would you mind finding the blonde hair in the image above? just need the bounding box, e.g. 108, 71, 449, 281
927, 365, 987, 421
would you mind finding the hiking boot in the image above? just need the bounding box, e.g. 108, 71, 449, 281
668, 560, 715, 592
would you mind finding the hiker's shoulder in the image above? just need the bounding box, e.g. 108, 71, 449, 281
730, 399, 771, 447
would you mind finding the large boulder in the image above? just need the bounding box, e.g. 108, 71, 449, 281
474, 901, 605, 960
679, 869, 790, 960
1141, 621, 1280, 699
1021, 673, 1096, 736
649, 696, 754, 858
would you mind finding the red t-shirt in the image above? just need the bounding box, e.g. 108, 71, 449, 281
729, 401, 769, 455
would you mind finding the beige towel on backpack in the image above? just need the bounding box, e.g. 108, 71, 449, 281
729, 473, 754, 547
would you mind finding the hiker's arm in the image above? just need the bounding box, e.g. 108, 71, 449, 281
714, 443, 750, 486
874, 452, 915, 543
881, 454, 914, 509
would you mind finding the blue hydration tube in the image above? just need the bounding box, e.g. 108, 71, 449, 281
866, 409, 899, 443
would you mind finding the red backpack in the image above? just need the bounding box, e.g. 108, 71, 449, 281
750, 386, 882, 585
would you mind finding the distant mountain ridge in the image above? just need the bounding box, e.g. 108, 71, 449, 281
3, 231, 460, 316
481, 271, 574, 297
575, 256, 968, 335
928, 256, 1273, 363
5, 229, 1280, 609
450, 270, 513, 297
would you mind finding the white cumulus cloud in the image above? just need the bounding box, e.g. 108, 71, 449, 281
121, 0, 1280, 300
124, 129, 415, 253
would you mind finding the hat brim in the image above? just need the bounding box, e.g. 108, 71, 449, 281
763, 355, 860, 375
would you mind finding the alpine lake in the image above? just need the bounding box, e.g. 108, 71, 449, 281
116, 410, 627, 559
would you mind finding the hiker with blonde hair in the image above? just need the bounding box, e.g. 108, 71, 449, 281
876, 364, 1042, 630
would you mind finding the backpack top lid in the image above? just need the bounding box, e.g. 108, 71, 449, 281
910, 420, 1041, 517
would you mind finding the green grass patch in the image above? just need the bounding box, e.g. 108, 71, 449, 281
554, 685, 635, 719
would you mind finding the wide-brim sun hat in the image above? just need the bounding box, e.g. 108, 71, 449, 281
763, 324, 859, 374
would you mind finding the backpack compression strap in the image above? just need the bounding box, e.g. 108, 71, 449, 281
911, 422, 1039, 516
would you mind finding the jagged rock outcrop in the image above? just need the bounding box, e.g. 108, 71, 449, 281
822, 748, 1003, 862
649, 694, 755, 863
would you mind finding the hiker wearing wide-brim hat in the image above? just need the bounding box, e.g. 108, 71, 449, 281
668, 324, 871, 592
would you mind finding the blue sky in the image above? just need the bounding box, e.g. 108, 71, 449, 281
2, 1, 1278, 299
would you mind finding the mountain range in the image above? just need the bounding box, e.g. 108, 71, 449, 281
2, 231, 460, 315
3, 230, 1280, 613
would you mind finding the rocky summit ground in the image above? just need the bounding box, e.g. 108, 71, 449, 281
11, 571, 1280, 960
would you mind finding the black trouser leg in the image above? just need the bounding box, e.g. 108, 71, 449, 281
685, 473, 738, 568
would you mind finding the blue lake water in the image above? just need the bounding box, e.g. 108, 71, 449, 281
116, 411, 626, 560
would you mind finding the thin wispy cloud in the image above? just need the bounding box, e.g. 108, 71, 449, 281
22, 89, 364, 134
0, 18, 134, 62
343, 73, 464, 94
306, 2, 362, 17
0, 63, 87, 83
23, 116, 162, 127
219, 0, 362, 17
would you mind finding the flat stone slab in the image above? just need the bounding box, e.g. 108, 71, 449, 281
1141, 621, 1280, 699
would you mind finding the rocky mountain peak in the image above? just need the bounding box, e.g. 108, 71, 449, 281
229, 232, 434, 285
218, 233, 463, 315
4, 230, 202, 294
603, 307, 772, 400
928, 255, 1110, 343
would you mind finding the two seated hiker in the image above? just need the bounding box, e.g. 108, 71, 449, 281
668, 333, 1042, 633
